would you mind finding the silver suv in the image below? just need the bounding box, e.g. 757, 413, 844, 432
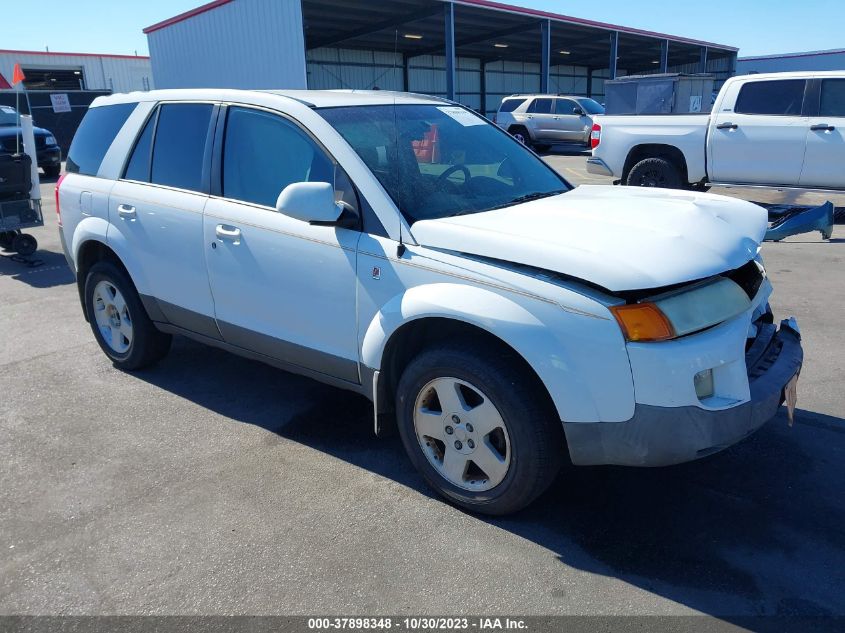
494, 94, 604, 151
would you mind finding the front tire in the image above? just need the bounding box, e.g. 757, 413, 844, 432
626, 157, 682, 189
396, 341, 564, 515
84, 261, 171, 370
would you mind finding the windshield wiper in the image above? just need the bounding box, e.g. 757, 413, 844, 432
487, 189, 567, 211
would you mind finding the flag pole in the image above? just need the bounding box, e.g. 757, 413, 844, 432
15, 82, 20, 154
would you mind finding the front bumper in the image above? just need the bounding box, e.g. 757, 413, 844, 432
37, 146, 62, 168
563, 318, 803, 466
586, 157, 613, 177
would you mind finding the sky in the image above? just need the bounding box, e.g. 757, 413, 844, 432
1, 0, 842, 58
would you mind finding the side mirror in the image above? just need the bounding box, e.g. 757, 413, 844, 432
573, 107, 585, 116
276, 181, 342, 225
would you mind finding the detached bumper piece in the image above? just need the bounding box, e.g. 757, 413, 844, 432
765, 201, 833, 242
564, 319, 803, 467
585, 157, 613, 177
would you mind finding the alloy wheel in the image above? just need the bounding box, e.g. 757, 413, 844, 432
92, 280, 133, 354
413, 377, 511, 491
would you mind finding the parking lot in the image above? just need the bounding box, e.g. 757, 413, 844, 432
1, 160, 843, 618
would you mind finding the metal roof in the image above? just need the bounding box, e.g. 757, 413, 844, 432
145, 0, 736, 73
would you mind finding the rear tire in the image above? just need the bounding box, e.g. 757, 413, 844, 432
84, 261, 171, 370
626, 157, 682, 189
43, 165, 61, 179
395, 340, 564, 515
508, 126, 533, 149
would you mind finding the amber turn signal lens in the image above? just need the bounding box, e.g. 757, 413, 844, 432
610, 303, 675, 342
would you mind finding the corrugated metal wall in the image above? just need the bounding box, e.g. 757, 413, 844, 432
307, 48, 620, 116
147, 0, 307, 89
0, 52, 152, 93
737, 51, 845, 74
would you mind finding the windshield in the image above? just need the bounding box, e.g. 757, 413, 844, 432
575, 98, 605, 115
0, 106, 19, 127
318, 104, 569, 224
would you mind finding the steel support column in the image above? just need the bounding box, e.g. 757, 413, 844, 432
444, 2, 456, 101
699, 46, 709, 73
609, 31, 619, 80
660, 39, 669, 73
541, 19, 551, 93
403, 54, 410, 92
480, 60, 487, 116
587, 68, 593, 97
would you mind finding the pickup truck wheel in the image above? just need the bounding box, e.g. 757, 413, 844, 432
627, 157, 682, 189
396, 342, 564, 515
84, 261, 172, 370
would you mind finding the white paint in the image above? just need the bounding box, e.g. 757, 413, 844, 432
411, 185, 767, 292
59, 88, 791, 463
19, 115, 40, 200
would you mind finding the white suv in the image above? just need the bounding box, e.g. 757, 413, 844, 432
495, 94, 605, 150
58, 89, 802, 515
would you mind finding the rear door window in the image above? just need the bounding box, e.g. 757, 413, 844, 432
527, 98, 553, 114
819, 79, 845, 117
150, 103, 214, 192
66, 103, 136, 176
123, 112, 156, 182
735, 80, 806, 116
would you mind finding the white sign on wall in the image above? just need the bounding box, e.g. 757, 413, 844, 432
689, 95, 703, 113
50, 93, 72, 113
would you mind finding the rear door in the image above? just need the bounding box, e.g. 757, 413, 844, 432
108, 102, 220, 338
524, 97, 555, 142
800, 77, 845, 189
709, 78, 809, 185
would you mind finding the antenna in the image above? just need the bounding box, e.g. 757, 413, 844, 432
393, 28, 406, 258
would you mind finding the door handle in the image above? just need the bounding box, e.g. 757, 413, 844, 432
215, 224, 241, 240
117, 204, 136, 219
810, 124, 835, 132
716, 122, 738, 130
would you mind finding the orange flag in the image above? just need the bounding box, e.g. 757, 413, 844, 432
12, 63, 25, 85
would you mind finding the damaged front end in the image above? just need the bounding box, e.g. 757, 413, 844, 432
562, 259, 804, 467
765, 201, 834, 242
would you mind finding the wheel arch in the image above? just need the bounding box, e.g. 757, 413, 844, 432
361, 283, 603, 433
622, 143, 689, 184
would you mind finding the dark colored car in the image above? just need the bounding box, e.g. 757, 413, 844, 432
0, 105, 62, 178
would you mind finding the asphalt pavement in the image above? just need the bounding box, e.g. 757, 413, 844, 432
1, 162, 843, 619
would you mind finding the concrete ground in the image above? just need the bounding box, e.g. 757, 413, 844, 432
1, 160, 843, 619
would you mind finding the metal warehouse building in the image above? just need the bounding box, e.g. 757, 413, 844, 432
737, 48, 845, 75
144, 0, 737, 117
0, 50, 154, 152
0, 50, 153, 93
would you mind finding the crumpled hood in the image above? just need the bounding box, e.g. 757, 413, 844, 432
410, 185, 768, 292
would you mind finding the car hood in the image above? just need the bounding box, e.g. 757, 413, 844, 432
0, 125, 51, 138
410, 185, 768, 292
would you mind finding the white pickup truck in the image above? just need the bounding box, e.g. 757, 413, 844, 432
588, 71, 845, 191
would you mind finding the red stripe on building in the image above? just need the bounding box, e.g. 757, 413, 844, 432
0, 72, 10, 89
144, 0, 234, 34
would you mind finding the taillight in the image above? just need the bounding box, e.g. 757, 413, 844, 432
590, 123, 602, 149
55, 173, 67, 227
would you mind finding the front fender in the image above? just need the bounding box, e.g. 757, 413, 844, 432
361, 283, 634, 424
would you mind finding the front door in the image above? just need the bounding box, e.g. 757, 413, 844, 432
800, 78, 845, 189
203, 105, 360, 382
553, 98, 589, 143
709, 78, 809, 185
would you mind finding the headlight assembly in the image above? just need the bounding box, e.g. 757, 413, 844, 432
611, 277, 751, 342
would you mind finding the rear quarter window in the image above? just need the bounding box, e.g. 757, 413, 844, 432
66, 103, 136, 176
498, 98, 526, 113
